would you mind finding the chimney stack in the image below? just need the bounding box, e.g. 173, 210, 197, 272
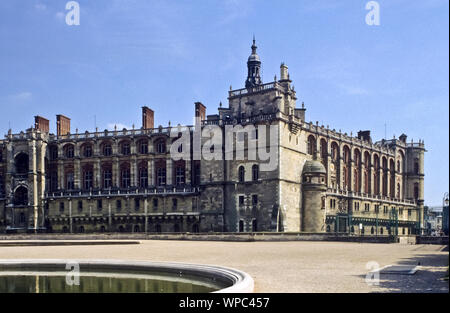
357, 130, 372, 143
56, 115, 71, 136
195, 102, 206, 122
34, 116, 49, 133
142, 106, 154, 129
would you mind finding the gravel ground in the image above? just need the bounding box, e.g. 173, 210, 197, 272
0, 240, 448, 293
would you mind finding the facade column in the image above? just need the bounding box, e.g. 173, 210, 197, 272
69, 199, 73, 233
166, 158, 172, 186
185, 159, 191, 185
94, 159, 100, 189
149, 159, 155, 186
131, 156, 137, 187
378, 168, 383, 196
350, 159, 355, 193
74, 159, 81, 189
338, 157, 344, 191
369, 165, 375, 195
113, 157, 119, 188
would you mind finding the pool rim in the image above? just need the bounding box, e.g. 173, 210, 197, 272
0, 259, 254, 293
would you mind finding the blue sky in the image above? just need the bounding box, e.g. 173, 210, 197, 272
0, 0, 448, 206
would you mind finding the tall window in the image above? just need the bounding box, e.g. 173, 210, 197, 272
103, 168, 112, 188
252, 164, 259, 181
65, 145, 74, 158
103, 143, 112, 156
49, 146, 58, 160
83, 168, 93, 190
414, 183, 419, 199
307, 136, 316, 155
139, 140, 148, 154
139, 166, 148, 188
83, 144, 93, 157
157, 167, 166, 186
66, 172, 74, 190
238, 166, 245, 182
175, 165, 185, 186
156, 139, 166, 154
121, 142, 131, 155
414, 160, 419, 174
121, 167, 131, 188
193, 161, 200, 186
0, 175, 4, 195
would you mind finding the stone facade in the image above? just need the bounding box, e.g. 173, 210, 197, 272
0, 41, 425, 235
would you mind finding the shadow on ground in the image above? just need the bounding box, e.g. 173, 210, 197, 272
357, 246, 449, 293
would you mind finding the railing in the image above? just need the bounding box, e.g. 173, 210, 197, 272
46, 186, 200, 198
228, 82, 278, 97
326, 188, 416, 205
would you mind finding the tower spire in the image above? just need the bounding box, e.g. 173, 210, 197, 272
245, 36, 262, 88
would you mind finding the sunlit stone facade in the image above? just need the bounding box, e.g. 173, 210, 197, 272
0, 41, 425, 235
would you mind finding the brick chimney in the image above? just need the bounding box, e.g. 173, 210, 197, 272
34, 116, 49, 133
195, 102, 206, 122
142, 106, 154, 129
56, 115, 71, 136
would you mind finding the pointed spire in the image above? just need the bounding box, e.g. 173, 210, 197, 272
251, 35, 257, 54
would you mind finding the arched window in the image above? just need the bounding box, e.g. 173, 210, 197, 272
14, 186, 28, 206
307, 136, 316, 155
134, 225, 140, 233
238, 166, 245, 182
120, 141, 131, 155
82, 144, 93, 158
380, 227, 384, 235
15, 153, 29, 174
331, 142, 339, 162
371, 227, 374, 235
252, 164, 259, 181
155, 139, 166, 154
138, 139, 148, 154
64, 145, 74, 158
414, 183, 419, 199
343, 146, 351, 191
102, 142, 112, 156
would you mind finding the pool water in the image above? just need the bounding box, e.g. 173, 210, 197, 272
0, 271, 220, 293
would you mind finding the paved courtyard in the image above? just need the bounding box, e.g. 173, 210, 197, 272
0, 240, 448, 293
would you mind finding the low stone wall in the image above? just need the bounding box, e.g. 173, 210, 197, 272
416, 236, 449, 245
0, 232, 398, 243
